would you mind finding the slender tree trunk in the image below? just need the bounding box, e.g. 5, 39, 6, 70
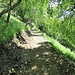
7, 0, 13, 22
0, 0, 22, 18
7, 11, 11, 22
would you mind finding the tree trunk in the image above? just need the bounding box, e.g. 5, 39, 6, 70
0, 0, 22, 18
7, 0, 13, 23
7, 11, 11, 22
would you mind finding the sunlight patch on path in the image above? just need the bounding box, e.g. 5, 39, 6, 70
12, 27, 48, 49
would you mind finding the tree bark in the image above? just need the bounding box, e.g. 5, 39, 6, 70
0, 0, 22, 18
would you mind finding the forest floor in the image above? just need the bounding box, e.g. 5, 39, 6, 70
0, 27, 75, 75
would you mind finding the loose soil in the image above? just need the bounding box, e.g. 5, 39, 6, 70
0, 27, 75, 75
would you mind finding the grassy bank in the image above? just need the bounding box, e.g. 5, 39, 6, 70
43, 33, 75, 62
33, 25, 75, 62
0, 15, 25, 43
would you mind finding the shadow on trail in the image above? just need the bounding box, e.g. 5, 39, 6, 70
26, 30, 42, 36
0, 42, 75, 75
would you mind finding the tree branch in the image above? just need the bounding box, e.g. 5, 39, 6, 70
0, 0, 22, 18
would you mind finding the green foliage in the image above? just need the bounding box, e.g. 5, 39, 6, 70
16, 0, 49, 23
40, 0, 75, 49
0, 15, 25, 43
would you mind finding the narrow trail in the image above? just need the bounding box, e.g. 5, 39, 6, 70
12, 27, 48, 49
0, 27, 75, 75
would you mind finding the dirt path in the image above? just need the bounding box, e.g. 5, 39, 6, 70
0, 27, 75, 75
12, 27, 48, 49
